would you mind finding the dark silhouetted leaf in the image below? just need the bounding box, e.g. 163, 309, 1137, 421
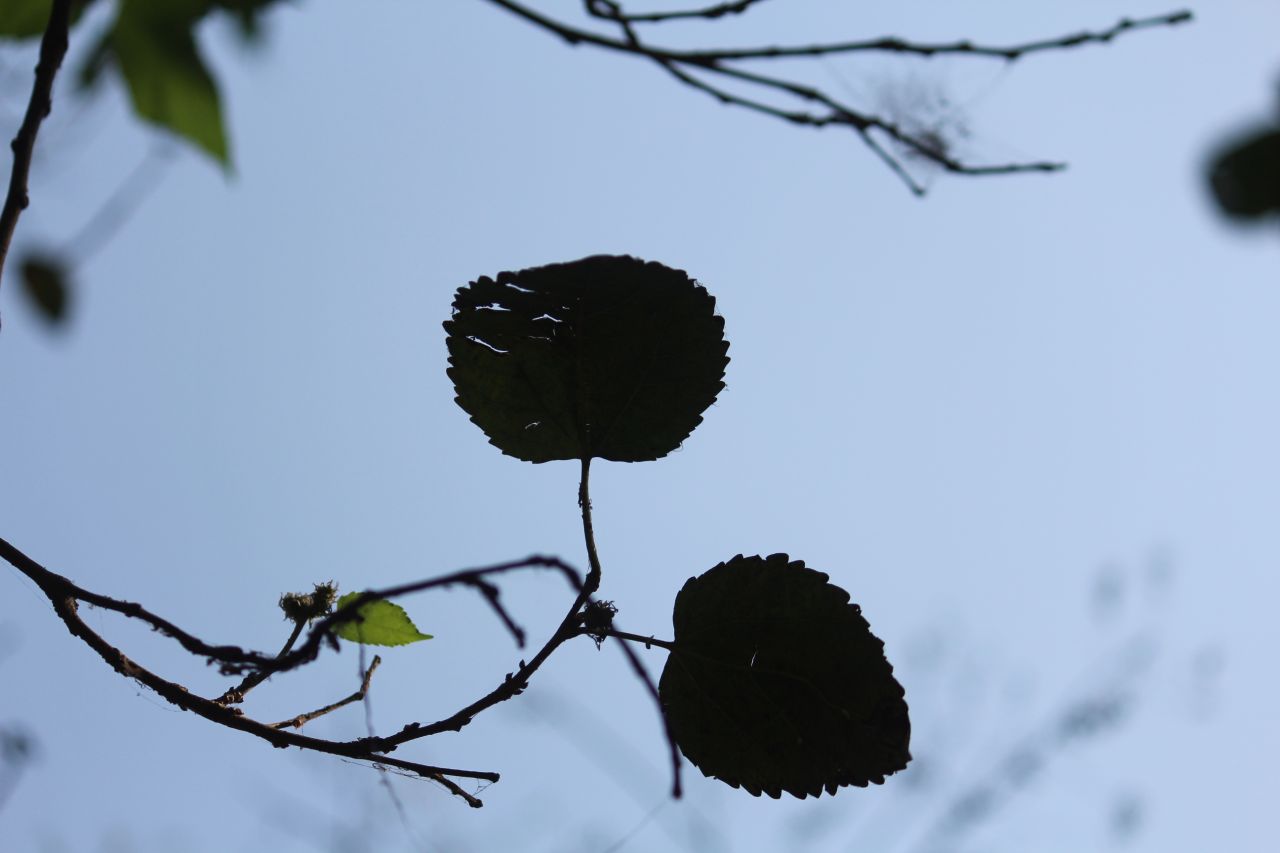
20, 254, 70, 325
1209, 127, 1280, 220
660, 553, 910, 798
331, 592, 432, 647
111, 0, 230, 166
445, 255, 728, 463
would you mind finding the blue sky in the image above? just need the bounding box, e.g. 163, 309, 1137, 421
2, 2, 1278, 851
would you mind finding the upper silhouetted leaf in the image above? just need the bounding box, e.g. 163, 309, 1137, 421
1209, 127, 1280, 220
332, 592, 433, 647
20, 254, 71, 325
445, 255, 728, 463
659, 553, 911, 798
110, 0, 230, 166
0, 0, 92, 40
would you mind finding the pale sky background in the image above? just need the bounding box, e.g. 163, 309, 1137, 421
2, 2, 1279, 852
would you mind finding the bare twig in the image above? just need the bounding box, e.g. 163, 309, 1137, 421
271, 655, 382, 729
0, 0, 73, 326
217, 617, 307, 705
483, 1, 1192, 192
598, 628, 676, 652
656, 11, 1195, 62
585, 0, 770, 24
370, 460, 605, 753
606, 622, 683, 798
465, 576, 526, 647
62, 145, 174, 266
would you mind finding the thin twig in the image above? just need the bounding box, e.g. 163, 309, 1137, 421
370, 457, 607, 753
606, 622, 683, 799
482, 0, 1191, 192
217, 617, 307, 705
663, 11, 1195, 62
62, 145, 174, 266
585, 0, 769, 24
0, 0, 73, 327
271, 655, 382, 729
466, 576, 526, 647
598, 628, 677, 652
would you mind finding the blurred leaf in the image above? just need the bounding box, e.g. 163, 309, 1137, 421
331, 592, 432, 647
208, 0, 286, 44
1208, 127, 1280, 220
110, 0, 230, 166
20, 254, 71, 325
74, 23, 113, 90
0, 727, 35, 765
659, 553, 911, 798
445, 255, 728, 463
0, 0, 93, 40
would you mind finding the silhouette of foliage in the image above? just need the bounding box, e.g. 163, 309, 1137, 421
446, 255, 728, 463
660, 553, 910, 798
1209, 127, 1280, 221
18, 254, 69, 324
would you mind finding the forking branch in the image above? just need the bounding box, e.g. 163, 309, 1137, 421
485, 1, 1193, 194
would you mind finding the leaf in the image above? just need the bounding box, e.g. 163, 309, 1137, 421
659, 554, 911, 798
331, 592, 433, 647
0, 0, 92, 40
445, 255, 729, 463
1209, 127, 1280, 220
110, 0, 230, 166
20, 253, 71, 325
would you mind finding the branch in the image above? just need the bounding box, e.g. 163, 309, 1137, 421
217, 617, 306, 705
657, 11, 1195, 62
0, 0, 74, 327
598, 628, 676, 652
483, 1, 1192, 192
0, 536, 599, 808
585, 0, 770, 24
603, 623, 683, 798
272, 655, 382, 729
369, 462, 605, 753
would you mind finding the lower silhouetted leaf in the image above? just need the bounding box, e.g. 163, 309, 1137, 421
659, 554, 911, 798
332, 592, 433, 647
20, 254, 71, 325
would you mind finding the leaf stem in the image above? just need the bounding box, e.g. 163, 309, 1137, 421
579, 456, 602, 596
597, 629, 677, 652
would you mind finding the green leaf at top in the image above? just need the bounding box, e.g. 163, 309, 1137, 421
445, 255, 729, 463
332, 592, 433, 647
659, 554, 911, 799
0, 0, 93, 40
110, 0, 230, 166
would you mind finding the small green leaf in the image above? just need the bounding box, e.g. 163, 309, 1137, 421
660, 554, 911, 799
445, 255, 729, 463
111, 0, 230, 167
20, 253, 71, 325
332, 592, 433, 647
